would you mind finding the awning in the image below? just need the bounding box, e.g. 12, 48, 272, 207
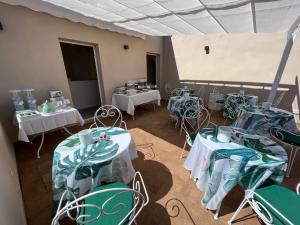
2, 0, 300, 38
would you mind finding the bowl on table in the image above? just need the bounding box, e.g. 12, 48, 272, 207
217, 126, 232, 143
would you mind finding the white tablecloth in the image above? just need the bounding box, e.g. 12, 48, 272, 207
17, 107, 84, 142
112, 90, 161, 115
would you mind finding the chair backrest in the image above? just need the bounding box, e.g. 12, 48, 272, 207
52, 172, 149, 225
91, 105, 127, 129
270, 127, 285, 142
181, 105, 201, 136
183, 97, 200, 109
224, 94, 246, 120
198, 105, 211, 128
273, 91, 286, 107
181, 105, 210, 136
270, 126, 300, 146
170, 88, 183, 97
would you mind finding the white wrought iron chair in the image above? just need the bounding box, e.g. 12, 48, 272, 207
224, 94, 246, 124
52, 171, 149, 225
179, 98, 202, 135
170, 97, 200, 129
180, 105, 211, 158
90, 105, 127, 130
270, 127, 300, 177
228, 170, 300, 225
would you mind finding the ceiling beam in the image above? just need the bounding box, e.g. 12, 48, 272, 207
251, 0, 257, 33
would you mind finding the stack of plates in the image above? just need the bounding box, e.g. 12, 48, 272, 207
115, 86, 126, 94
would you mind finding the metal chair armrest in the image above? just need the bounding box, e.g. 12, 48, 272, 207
252, 191, 293, 225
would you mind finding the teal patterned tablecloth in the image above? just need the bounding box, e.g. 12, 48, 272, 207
223, 93, 258, 119
233, 105, 298, 135
52, 127, 137, 213
184, 126, 287, 210
167, 96, 199, 121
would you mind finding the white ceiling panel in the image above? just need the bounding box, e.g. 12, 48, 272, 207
209, 3, 253, 33
180, 10, 226, 34
255, 0, 300, 32
155, 0, 202, 12
1, 0, 300, 37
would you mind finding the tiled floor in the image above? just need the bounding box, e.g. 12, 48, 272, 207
14, 103, 300, 225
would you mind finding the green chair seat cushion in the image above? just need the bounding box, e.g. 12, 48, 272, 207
79, 182, 133, 225
273, 128, 300, 147
254, 185, 300, 225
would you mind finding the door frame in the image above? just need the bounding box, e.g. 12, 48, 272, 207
146, 52, 160, 87
59, 38, 105, 105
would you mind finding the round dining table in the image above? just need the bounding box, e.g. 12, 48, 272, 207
233, 105, 299, 135
184, 126, 287, 211
52, 126, 137, 211
167, 95, 199, 120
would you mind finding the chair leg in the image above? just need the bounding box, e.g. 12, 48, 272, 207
228, 196, 248, 225
36, 132, 45, 159
210, 109, 214, 118
175, 119, 179, 128
180, 141, 187, 158
62, 126, 73, 135
287, 147, 297, 177
214, 203, 221, 220
179, 121, 183, 136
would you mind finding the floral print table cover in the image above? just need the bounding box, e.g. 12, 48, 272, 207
52, 127, 137, 213
167, 96, 199, 121
223, 93, 258, 119
184, 126, 287, 210
233, 105, 298, 135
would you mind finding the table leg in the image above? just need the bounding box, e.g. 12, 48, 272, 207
37, 132, 45, 159
62, 126, 73, 136
214, 204, 221, 220
30, 134, 39, 144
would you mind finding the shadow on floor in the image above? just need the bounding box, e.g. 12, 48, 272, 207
14, 106, 300, 225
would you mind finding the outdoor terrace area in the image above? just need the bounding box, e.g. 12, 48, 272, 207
1, 1, 300, 225
15, 104, 300, 225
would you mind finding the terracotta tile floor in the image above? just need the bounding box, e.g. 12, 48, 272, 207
14, 103, 300, 225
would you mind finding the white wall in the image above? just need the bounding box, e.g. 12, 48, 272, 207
0, 121, 27, 225
162, 34, 300, 114
0, 3, 164, 140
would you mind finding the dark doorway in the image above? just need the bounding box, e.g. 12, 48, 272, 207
60, 42, 102, 118
147, 54, 157, 85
